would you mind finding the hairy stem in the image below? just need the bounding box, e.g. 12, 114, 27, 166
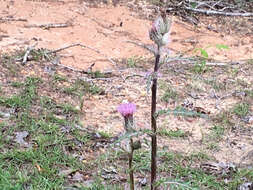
151, 46, 160, 190
129, 138, 134, 190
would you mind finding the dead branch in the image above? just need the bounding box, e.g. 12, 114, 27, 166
24, 23, 71, 29
56, 62, 83, 73
165, 56, 247, 66
124, 74, 143, 82
22, 43, 38, 65
184, 7, 253, 17
0, 17, 27, 22
48, 43, 116, 65
125, 40, 156, 55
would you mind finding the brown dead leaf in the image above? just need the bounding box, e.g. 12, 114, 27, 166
35, 164, 43, 172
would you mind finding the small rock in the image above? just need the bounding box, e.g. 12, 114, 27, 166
72, 172, 84, 182
139, 177, 147, 186
237, 182, 253, 190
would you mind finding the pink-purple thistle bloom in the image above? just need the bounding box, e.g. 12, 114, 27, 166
117, 103, 136, 132
117, 103, 136, 118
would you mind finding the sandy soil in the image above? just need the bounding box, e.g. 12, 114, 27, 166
0, 0, 252, 71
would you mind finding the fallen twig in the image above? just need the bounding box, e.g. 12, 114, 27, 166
48, 43, 116, 65
22, 42, 38, 65
125, 40, 157, 55
25, 23, 71, 29
0, 17, 27, 22
184, 7, 253, 17
165, 57, 247, 66
125, 40, 180, 55
124, 74, 143, 81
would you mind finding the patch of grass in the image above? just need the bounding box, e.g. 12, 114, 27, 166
133, 150, 151, 173
127, 56, 138, 68
204, 125, 224, 151
209, 125, 225, 140
98, 131, 112, 138
62, 78, 104, 96
57, 103, 79, 114
160, 81, 178, 103
0, 53, 21, 76
245, 89, 253, 98
10, 81, 23, 88
53, 74, 67, 82
161, 88, 178, 103
148, 0, 164, 6
157, 151, 252, 189
233, 103, 249, 117
236, 79, 250, 88
1, 77, 42, 109
126, 56, 146, 68
203, 78, 225, 91
212, 111, 233, 127
247, 59, 253, 65
0, 146, 83, 190
193, 60, 209, 74
40, 96, 57, 110
22, 48, 56, 62
206, 142, 220, 151
81, 178, 123, 190
158, 128, 187, 138
0, 78, 91, 189
88, 71, 105, 78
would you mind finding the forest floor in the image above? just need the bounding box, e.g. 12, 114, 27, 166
0, 0, 252, 189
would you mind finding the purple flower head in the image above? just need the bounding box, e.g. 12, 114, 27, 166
117, 103, 136, 117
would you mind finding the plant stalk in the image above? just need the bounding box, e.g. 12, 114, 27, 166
151, 46, 160, 190
129, 138, 134, 190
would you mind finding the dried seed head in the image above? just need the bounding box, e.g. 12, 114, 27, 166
149, 12, 171, 47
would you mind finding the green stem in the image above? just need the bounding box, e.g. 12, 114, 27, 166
151, 46, 160, 190
129, 138, 134, 190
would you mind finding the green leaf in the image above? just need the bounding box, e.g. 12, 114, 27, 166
216, 44, 229, 50
200, 48, 208, 58
155, 107, 208, 118
190, 2, 197, 8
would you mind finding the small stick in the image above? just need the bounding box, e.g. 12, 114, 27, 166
184, 7, 253, 17
125, 40, 157, 55
22, 42, 37, 65
25, 23, 71, 29
48, 43, 116, 65
124, 74, 143, 81
0, 17, 27, 22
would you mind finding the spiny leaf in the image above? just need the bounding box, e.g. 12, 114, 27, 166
155, 107, 208, 118
146, 73, 153, 93
111, 129, 153, 146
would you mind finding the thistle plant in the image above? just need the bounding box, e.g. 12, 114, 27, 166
149, 10, 171, 190
117, 102, 139, 190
